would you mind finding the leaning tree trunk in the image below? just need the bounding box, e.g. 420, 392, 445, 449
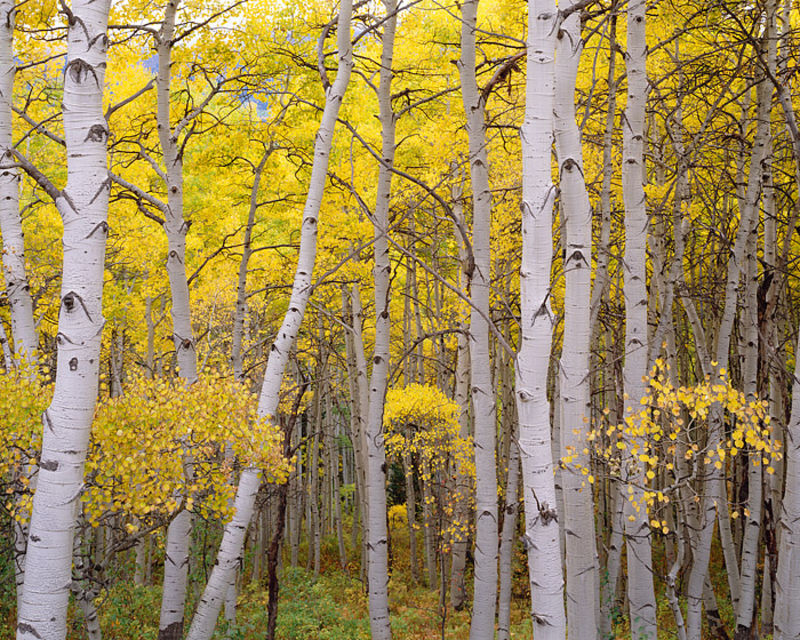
364, 2, 397, 637
620, 0, 658, 634
553, 2, 599, 636
15, 0, 112, 637
517, 0, 566, 637
458, 3, 499, 636
184, 3, 353, 638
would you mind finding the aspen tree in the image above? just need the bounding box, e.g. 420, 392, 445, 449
15, 0, 112, 637
0, 0, 36, 364
449, 181, 472, 611
684, 79, 771, 639
773, 319, 800, 640
363, 1, 397, 636
620, 0, 658, 633
0, 0, 38, 612
772, 0, 800, 633
457, 3, 499, 635
154, 4, 197, 636
518, 0, 566, 636
232, 149, 273, 381
184, 2, 353, 637
553, 0, 599, 635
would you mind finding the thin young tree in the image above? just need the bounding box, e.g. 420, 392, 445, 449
184, 2, 354, 637
457, 2, 498, 636
363, 1, 397, 637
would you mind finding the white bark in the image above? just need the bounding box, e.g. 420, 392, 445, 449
365, 2, 396, 633
0, 0, 36, 364
497, 437, 520, 640
458, 3, 499, 635
232, 150, 271, 380
0, 320, 11, 369
620, 0, 657, 634
16, 0, 111, 637
449, 185, 471, 610
734, 209, 761, 636
774, 337, 800, 639
517, 0, 566, 637
151, 4, 201, 636
553, 4, 599, 637
184, 3, 353, 637
684, 79, 771, 639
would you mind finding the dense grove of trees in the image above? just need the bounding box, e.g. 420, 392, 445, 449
2, 0, 800, 638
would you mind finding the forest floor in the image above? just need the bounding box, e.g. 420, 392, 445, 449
1, 518, 749, 638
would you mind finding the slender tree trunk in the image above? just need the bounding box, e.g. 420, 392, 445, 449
1, 3, 38, 609
343, 287, 369, 582
774, 338, 800, 639
150, 4, 203, 637
554, 3, 599, 636
620, 0, 658, 634
734, 208, 762, 639
310, 375, 322, 578
184, 4, 353, 637
351, 286, 372, 586
449, 184, 472, 609
232, 150, 271, 380
458, 3, 499, 636
364, 3, 397, 635
0, 4, 35, 366
15, 1, 111, 636
497, 437, 520, 640
517, 0, 566, 636
685, 79, 770, 640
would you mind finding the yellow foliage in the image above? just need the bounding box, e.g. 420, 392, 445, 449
84, 372, 288, 530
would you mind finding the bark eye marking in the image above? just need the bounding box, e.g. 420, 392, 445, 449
61, 291, 93, 321
69, 357, 78, 371
84, 124, 108, 143
17, 622, 43, 639
65, 59, 99, 87
86, 221, 109, 238
40, 459, 59, 472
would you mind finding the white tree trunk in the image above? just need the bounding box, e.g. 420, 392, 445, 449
16, 1, 111, 637
620, 0, 657, 634
458, 3, 499, 635
364, 2, 396, 637
684, 79, 770, 639
774, 337, 800, 639
152, 4, 200, 636
0, 0, 36, 364
449, 185, 471, 610
184, 3, 353, 638
553, 4, 599, 636
232, 151, 270, 380
497, 437, 520, 640
734, 212, 761, 638
0, 2, 38, 612
517, 1, 566, 637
